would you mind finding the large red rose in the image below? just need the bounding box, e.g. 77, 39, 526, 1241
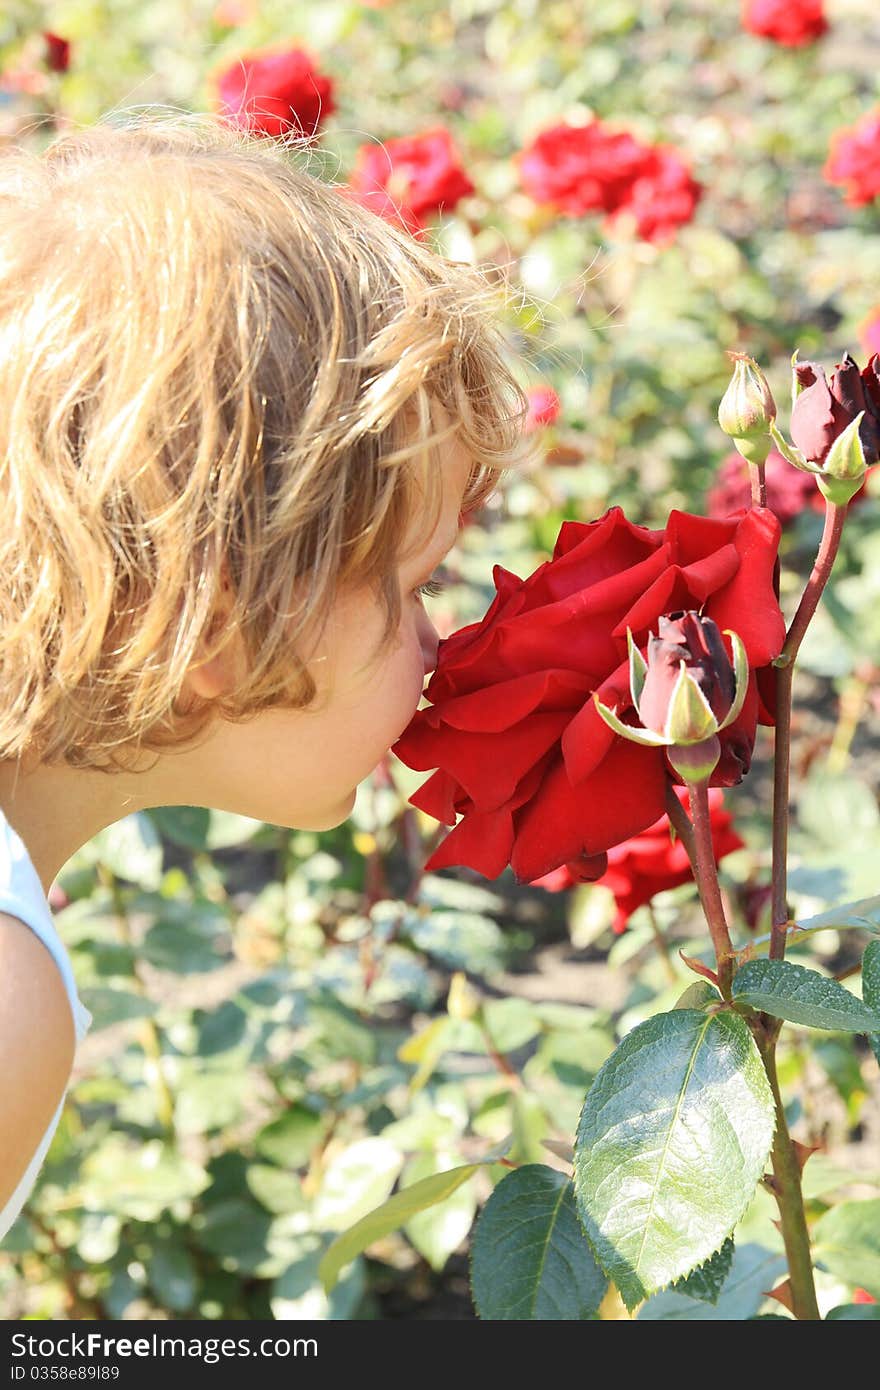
348, 128, 475, 235
741, 0, 828, 46
393, 506, 784, 883
214, 47, 336, 139
824, 108, 880, 207
532, 787, 744, 933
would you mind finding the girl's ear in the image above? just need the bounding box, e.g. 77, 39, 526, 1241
180, 573, 247, 702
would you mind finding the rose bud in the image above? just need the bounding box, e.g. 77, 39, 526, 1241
718, 353, 777, 465
768, 350, 880, 505
594, 612, 749, 785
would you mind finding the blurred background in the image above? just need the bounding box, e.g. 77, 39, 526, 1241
1, 0, 878, 1320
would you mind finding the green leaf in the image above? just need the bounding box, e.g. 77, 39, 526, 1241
319, 1162, 479, 1293
77, 987, 156, 1030
574, 1010, 775, 1310
470, 1165, 607, 1320
90, 812, 163, 889
402, 1151, 477, 1272
147, 1242, 198, 1313
142, 917, 226, 974
639, 1244, 786, 1321
255, 1105, 325, 1169
246, 1165, 308, 1216
826, 1304, 880, 1320
81, 1140, 209, 1222
147, 806, 211, 851
862, 940, 880, 1067
732, 959, 880, 1033
813, 1199, 880, 1299
313, 1137, 404, 1234
671, 1237, 734, 1304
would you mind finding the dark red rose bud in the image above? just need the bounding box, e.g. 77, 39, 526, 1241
639, 612, 736, 735
790, 352, 880, 468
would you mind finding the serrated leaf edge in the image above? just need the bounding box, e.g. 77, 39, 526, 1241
572, 1011, 777, 1311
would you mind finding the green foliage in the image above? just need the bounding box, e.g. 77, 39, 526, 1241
470, 1165, 607, 1319
573, 1010, 775, 1310
732, 959, 880, 1033
813, 1200, 880, 1300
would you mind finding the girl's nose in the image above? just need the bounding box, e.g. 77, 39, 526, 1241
419, 610, 441, 676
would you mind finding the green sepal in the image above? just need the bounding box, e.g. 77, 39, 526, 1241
717, 629, 749, 733
731, 435, 772, 466
769, 421, 822, 475
664, 664, 719, 744
790, 348, 804, 411
666, 734, 721, 784
822, 412, 867, 484
592, 695, 668, 747
627, 628, 648, 710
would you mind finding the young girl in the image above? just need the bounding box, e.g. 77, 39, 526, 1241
0, 114, 529, 1241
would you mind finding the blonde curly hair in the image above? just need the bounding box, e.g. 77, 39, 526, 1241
0, 114, 532, 772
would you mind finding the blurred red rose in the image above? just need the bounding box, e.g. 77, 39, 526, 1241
611, 144, 702, 246
524, 385, 562, 432
853, 1288, 877, 1304
393, 506, 784, 883
516, 120, 699, 244
861, 309, 880, 359
708, 450, 821, 525
43, 33, 71, 72
517, 121, 650, 217
741, 0, 827, 46
348, 128, 475, 235
824, 108, 880, 207
532, 787, 743, 932
214, 47, 336, 139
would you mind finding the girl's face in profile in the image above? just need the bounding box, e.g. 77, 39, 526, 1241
172, 417, 472, 832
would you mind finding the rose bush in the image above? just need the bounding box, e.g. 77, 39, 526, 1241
532, 787, 743, 934
393, 506, 784, 883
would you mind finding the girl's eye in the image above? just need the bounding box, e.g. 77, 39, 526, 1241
416, 577, 446, 600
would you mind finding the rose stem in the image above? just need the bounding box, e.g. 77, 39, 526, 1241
770, 500, 848, 961
664, 781, 697, 864
755, 1029, 821, 1320
749, 459, 767, 509
683, 779, 736, 998
646, 902, 678, 985
759, 497, 848, 1320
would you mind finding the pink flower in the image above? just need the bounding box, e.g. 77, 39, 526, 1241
824, 108, 880, 207
741, 0, 828, 46
860, 309, 880, 359
524, 385, 562, 432
214, 47, 336, 140
348, 128, 475, 235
